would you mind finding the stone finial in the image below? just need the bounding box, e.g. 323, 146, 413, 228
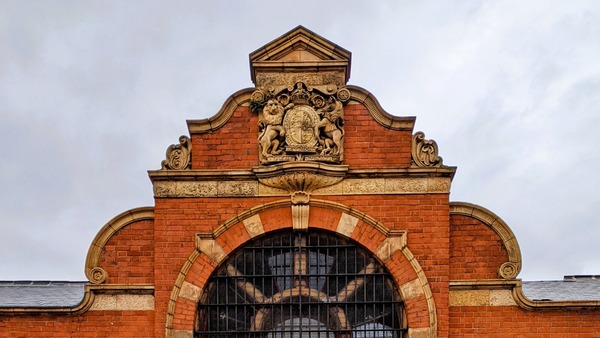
411, 131, 443, 167
161, 135, 192, 170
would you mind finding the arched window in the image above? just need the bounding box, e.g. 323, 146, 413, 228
195, 230, 406, 337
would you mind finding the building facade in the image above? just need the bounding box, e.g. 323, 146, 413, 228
1, 27, 599, 337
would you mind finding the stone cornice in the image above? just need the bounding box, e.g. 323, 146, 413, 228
149, 167, 455, 198
0, 284, 154, 315
148, 167, 456, 182
450, 280, 600, 310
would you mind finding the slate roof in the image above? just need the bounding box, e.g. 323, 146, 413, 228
1, 277, 599, 308
0, 281, 86, 308
522, 276, 600, 301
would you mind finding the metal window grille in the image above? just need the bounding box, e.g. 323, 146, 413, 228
196, 230, 406, 337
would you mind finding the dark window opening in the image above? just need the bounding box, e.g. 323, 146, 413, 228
195, 230, 406, 337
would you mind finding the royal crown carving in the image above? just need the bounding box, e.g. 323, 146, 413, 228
252, 82, 350, 165
161, 135, 192, 170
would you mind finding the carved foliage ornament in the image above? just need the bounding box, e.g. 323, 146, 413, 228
411, 131, 443, 167
161, 135, 192, 170
252, 82, 350, 165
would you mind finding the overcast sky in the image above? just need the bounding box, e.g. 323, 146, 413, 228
1, 1, 599, 282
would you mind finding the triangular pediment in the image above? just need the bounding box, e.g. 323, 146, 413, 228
250, 26, 351, 85
250, 26, 351, 63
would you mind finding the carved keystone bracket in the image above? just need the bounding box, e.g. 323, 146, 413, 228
253, 161, 348, 193
411, 131, 443, 168
254, 162, 346, 233
161, 135, 192, 170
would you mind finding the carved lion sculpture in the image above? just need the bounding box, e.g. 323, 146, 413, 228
315, 99, 344, 157
258, 99, 286, 157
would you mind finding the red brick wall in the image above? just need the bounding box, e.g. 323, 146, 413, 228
189, 103, 414, 170
343, 104, 413, 168
320, 194, 450, 336
450, 306, 600, 336
97, 219, 154, 284
449, 214, 508, 280
152, 196, 282, 337
0, 311, 154, 337
152, 193, 451, 336
190, 106, 259, 169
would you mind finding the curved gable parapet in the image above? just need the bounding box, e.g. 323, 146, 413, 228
185, 85, 415, 136
450, 201, 522, 279
187, 88, 255, 134
345, 85, 415, 131
84, 206, 154, 283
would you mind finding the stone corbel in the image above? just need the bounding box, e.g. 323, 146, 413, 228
161, 135, 192, 170
254, 162, 347, 231
411, 131, 443, 167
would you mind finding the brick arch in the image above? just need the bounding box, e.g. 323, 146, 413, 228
166, 199, 437, 338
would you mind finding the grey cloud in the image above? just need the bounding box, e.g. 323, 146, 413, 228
1, 1, 599, 281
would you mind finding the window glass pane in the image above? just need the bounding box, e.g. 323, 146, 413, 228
196, 230, 405, 337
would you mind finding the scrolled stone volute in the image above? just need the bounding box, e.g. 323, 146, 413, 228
498, 261, 519, 280
161, 135, 192, 170
88, 267, 108, 284
411, 131, 443, 167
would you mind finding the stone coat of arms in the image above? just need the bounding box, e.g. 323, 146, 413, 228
252, 82, 349, 165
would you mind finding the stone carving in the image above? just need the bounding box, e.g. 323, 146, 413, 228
89, 267, 107, 284
498, 261, 519, 279
255, 72, 346, 88
252, 82, 350, 164
161, 135, 192, 170
411, 131, 443, 167
315, 98, 344, 158
291, 191, 310, 205
253, 161, 347, 194
258, 100, 286, 157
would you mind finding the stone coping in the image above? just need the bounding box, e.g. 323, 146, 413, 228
450, 279, 600, 310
